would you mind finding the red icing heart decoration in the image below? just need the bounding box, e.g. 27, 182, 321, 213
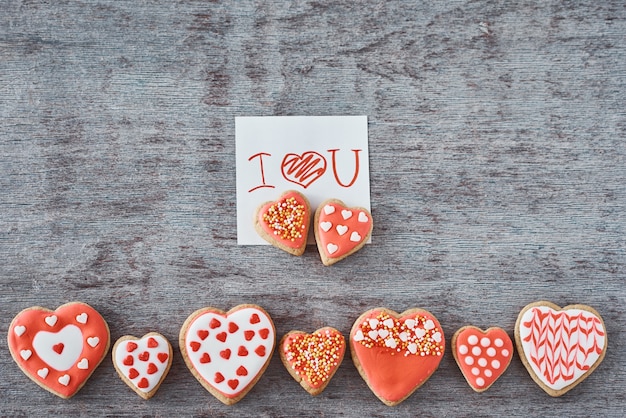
280, 327, 346, 396
452, 326, 513, 392
350, 308, 444, 406
255, 190, 311, 256
515, 301, 607, 397
7, 302, 111, 398
281, 151, 327, 189
180, 304, 276, 405
112, 333, 173, 399
314, 199, 373, 266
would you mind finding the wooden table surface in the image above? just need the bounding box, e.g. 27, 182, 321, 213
1, 1, 624, 416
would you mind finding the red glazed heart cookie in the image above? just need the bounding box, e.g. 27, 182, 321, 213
515, 301, 607, 397
179, 304, 276, 405
7, 302, 110, 398
452, 326, 513, 392
280, 327, 345, 396
112, 332, 173, 399
254, 190, 311, 256
350, 308, 444, 406
314, 199, 372, 266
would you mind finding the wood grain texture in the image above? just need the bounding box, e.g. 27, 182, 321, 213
1, 1, 624, 416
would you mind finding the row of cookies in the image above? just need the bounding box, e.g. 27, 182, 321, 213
7, 301, 606, 405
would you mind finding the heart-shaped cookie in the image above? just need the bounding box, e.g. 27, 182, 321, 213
515, 301, 607, 397
112, 333, 173, 399
350, 308, 444, 406
255, 190, 311, 256
7, 302, 110, 398
280, 327, 345, 396
314, 199, 372, 266
179, 304, 276, 405
452, 326, 513, 392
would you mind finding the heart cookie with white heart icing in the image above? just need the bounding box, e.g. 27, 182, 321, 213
314, 199, 373, 266
112, 332, 173, 399
515, 301, 607, 397
280, 327, 345, 396
350, 307, 444, 406
179, 304, 276, 405
254, 190, 311, 256
452, 326, 513, 392
7, 302, 110, 398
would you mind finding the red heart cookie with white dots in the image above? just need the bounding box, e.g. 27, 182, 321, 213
280, 327, 346, 396
7, 302, 110, 398
314, 199, 373, 266
255, 190, 311, 256
179, 304, 276, 405
350, 308, 444, 406
452, 326, 513, 392
112, 333, 173, 399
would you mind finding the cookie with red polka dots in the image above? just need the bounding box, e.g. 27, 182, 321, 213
112, 332, 173, 399
314, 198, 373, 266
179, 304, 276, 405
255, 190, 311, 256
280, 327, 346, 395
451, 326, 513, 392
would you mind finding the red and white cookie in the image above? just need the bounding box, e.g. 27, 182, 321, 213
452, 326, 513, 392
112, 333, 173, 399
280, 327, 345, 396
515, 301, 607, 397
314, 199, 372, 266
350, 308, 444, 406
7, 302, 110, 398
254, 190, 311, 256
179, 304, 276, 405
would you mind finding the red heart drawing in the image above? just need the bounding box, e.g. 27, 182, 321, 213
7, 302, 110, 398
112, 333, 173, 399
281, 151, 326, 189
179, 304, 275, 405
515, 301, 607, 397
280, 327, 345, 396
254, 190, 311, 256
314, 199, 373, 266
350, 308, 444, 406
452, 326, 513, 392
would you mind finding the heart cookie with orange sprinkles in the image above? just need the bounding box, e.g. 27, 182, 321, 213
254, 190, 311, 256
280, 327, 345, 395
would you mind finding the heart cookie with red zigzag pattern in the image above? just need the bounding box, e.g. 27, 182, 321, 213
515, 301, 607, 397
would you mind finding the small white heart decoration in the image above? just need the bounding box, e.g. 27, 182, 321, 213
336, 225, 348, 235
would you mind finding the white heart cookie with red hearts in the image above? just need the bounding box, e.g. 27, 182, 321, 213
314, 199, 373, 266
7, 302, 110, 398
515, 301, 607, 397
452, 326, 513, 392
179, 304, 275, 405
112, 333, 173, 399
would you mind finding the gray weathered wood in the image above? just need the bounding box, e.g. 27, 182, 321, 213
1, 1, 624, 416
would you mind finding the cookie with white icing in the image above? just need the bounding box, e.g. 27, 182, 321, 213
515, 301, 607, 397
112, 332, 173, 399
314, 199, 372, 266
7, 302, 111, 399
179, 304, 276, 405
254, 190, 311, 256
